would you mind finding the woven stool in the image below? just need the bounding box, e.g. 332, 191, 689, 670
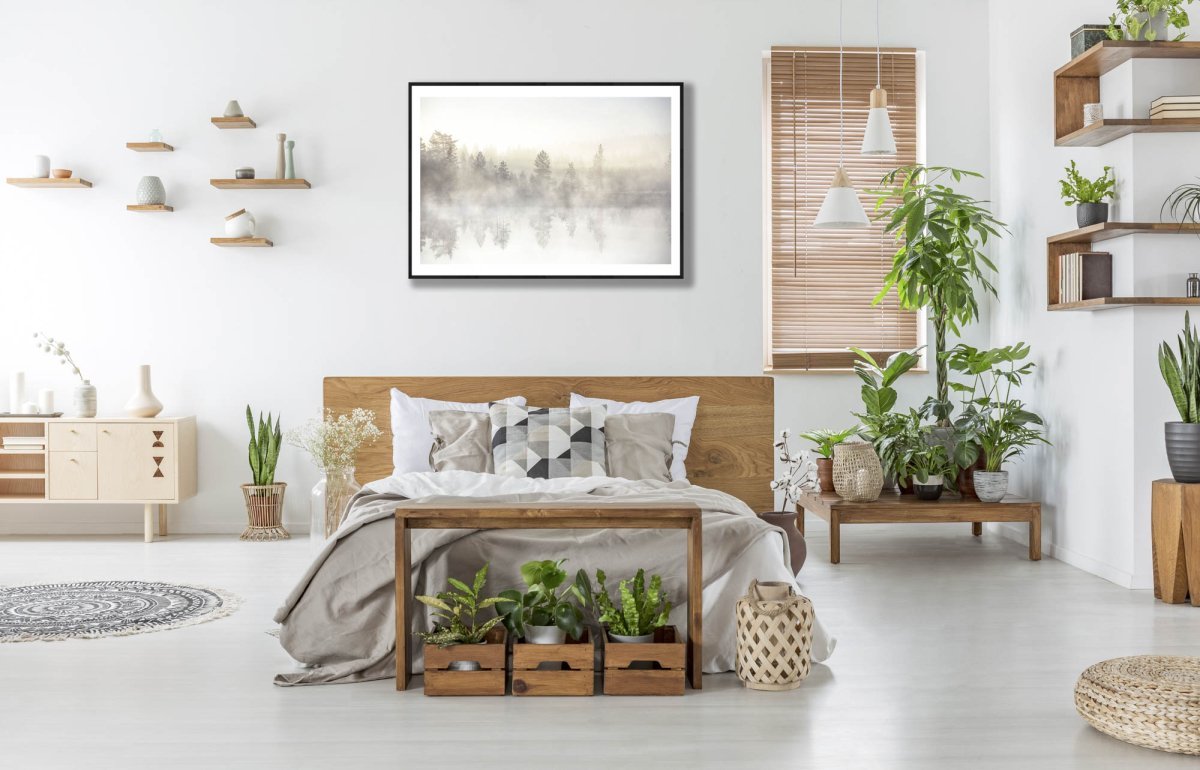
1075, 656, 1200, 756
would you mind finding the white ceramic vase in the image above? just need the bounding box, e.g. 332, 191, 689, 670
525, 625, 567, 644
225, 209, 256, 238
136, 176, 166, 205
974, 471, 1009, 503
32, 155, 50, 179
124, 365, 163, 418
8, 371, 24, 414
73, 381, 97, 418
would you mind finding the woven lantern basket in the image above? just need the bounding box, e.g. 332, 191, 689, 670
832, 441, 884, 502
240, 482, 289, 541
735, 580, 814, 691
1075, 655, 1200, 756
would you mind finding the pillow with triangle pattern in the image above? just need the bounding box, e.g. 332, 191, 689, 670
489, 403, 607, 479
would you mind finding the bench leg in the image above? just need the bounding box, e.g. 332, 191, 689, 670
829, 512, 841, 564
972, 522, 982, 537
687, 517, 703, 690
158, 504, 168, 537
396, 517, 413, 690
1029, 514, 1042, 561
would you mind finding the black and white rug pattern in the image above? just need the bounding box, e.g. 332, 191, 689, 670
0, 580, 240, 642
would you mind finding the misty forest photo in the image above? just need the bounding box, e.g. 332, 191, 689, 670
409, 83, 683, 278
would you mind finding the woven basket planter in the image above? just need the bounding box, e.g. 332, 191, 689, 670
1075, 656, 1200, 756
240, 483, 289, 541
735, 580, 814, 691
832, 441, 884, 502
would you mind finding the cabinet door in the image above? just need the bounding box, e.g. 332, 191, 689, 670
97, 423, 176, 501
48, 452, 98, 500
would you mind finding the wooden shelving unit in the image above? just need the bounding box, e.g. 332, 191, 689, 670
0, 420, 45, 501
127, 204, 173, 212
1049, 222, 1200, 244
126, 142, 174, 152
1056, 118, 1200, 147
211, 116, 256, 129
210, 237, 273, 247
210, 178, 310, 190
1049, 297, 1200, 311
7, 177, 92, 188
1054, 41, 1200, 144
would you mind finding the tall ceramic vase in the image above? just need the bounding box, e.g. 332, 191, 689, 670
73, 381, 97, 418
124, 365, 163, 417
310, 466, 361, 546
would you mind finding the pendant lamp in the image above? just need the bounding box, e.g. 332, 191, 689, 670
861, 0, 897, 155
814, 0, 869, 229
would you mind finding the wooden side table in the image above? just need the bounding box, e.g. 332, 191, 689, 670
1151, 479, 1200, 605
395, 502, 704, 691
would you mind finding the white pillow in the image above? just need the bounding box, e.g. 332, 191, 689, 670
390, 388, 525, 475
569, 393, 698, 481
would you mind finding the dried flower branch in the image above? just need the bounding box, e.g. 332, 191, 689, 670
286, 408, 382, 472
770, 429, 817, 509
33, 332, 85, 382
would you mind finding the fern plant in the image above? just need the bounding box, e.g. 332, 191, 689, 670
246, 405, 282, 485
1060, 161, 1115, 206
1160, 311, 1200, 423
415, 564, 505, 647
574, 568, 671, 638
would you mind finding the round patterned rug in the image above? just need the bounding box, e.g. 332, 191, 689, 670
0, 581, 240, 642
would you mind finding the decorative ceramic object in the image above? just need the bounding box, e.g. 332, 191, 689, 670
912, 474, 944, 501
21, 401, 39, 415
974, 471, 1009, 503
73, 380, 97, 418
123, 365, 163, 418
310, 466, 361, 544
224, 208, 256, 238
815, 457, 833, 492
51, 169, 72, 179
8, 372, 24, 414
37, 389, 54, 415
135, 176, 166, 205
1165, 422, 1200, 483
235, 167, 255, 179
224, 100, 244, 117
149, 129, 165, 143
1083, 103, 1104, 127
609, 631, 654, 644
275, 133, 286, 179
1071, 24, 1109, 58
525, 625, 567, 644
284, 140, 295, 179
831, 441, 884, 502
1077, 202, 1109, 228
32, 155, 49, 179
757, 511, 807, 574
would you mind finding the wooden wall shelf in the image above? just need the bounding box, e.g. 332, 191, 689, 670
1054, 41, 1200, 142
127, 204, 173, 212
1049, 222, 1200, 244
210, 237, 273, 247
126, 142, 174, 152
211, 116, 256, 129
1056, 118, 1200, 147
210, 178, 310, 189
1050, 297, 1200, 311
7, 178, 93, 188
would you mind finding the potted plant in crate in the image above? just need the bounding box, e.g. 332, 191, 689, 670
287, 408, 382, 543
799, 427, 859, 492
573, 568, 672, 644
1060, 161, 1115, 229
1159, 312, 1200, 482
496, 559, 585, 644
416, 564, 505, 671
241, 406, 286, 541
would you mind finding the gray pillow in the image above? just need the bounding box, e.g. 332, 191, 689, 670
490, 403, 608, 478
605, 413, 675, 482
428, 410, 492, 473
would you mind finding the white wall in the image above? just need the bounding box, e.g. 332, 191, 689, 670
0, 0, 990, 535
989, 0, 1190, 587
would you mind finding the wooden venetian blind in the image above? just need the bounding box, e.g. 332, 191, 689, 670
767, 46, 920, 371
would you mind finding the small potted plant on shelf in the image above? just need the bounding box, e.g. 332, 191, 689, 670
851, 346, 924, 489
573, 568, 672, 644
496, 559, 585, 644
1159, 312, 1200, 482
799, 427, 859, 492
415, 564, 505, 671
1162, 178, 1200, 231
241, 406, 286, 541
1107, 0, 1193, 41
1060, 161, 1115, 228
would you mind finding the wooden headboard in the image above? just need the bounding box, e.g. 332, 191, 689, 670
323, 376, 774, 511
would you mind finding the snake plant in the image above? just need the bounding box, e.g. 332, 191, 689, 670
574, 568, 671, 637
246, 405, 282, 485
1160, 312, 1200, 422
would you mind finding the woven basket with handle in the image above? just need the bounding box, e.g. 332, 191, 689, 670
735, 580, 814, 691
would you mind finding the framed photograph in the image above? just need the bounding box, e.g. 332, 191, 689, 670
409, 82, 683, 279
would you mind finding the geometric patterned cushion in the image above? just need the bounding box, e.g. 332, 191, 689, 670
489, 403, 607, 479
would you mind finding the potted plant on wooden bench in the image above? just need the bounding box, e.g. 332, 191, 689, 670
799, 427, 860, 492
416, 564, 508, 695
851, 346, 924, 490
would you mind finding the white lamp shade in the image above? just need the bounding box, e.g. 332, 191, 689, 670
814, 166, 870, 229
862, 107, 897, 155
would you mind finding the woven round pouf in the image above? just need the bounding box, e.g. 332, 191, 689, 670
1075, 656, 1200, 756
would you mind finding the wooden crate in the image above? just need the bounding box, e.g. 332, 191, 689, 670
423, 626, 508, 696
604, 626, 686, 696
511, 630, 595, 696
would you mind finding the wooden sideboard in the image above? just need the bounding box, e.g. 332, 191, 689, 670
0, 416, 197, 542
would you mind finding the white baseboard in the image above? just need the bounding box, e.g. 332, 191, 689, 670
992, 522, 1136, 588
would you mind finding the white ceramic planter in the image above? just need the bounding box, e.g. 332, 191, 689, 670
135, 175, 166, 205
974, 471, 1009, 502
609, 631, 654, 644
124, 364, 163, 417
225, 209, 256, 238
32, 155, 50, 179
525, 624, 566, 644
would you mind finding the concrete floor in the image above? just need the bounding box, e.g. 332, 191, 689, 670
2, 523, 1198, 769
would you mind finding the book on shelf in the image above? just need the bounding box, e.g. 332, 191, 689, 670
2, 437, 46, 447
1150, 108, 1200, 119
1151, 95, 1200, 108
1058, 251, 1113, 305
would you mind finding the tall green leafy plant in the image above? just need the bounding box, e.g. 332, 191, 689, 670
1059, 161, 1115, 206
415, 564, 505, 647
1160, 311, 1200, 422
947, 343, 1049, 472
246, 406, 282, 485
573, 568, 671, 638
873, 165, 1007, 424
850, 346, 924, 480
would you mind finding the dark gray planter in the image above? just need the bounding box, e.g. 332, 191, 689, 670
1165, 422, 1200, 483
1077, 202, 1109, 228
1071, 25, 1109, 59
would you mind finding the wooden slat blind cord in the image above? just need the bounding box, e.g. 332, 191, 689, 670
767, 46, 920, 371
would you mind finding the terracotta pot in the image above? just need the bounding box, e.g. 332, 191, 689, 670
816, 457, 834, 493
898, 476, 914, 495
757, 511, 807, 574
957, 457, 986, 500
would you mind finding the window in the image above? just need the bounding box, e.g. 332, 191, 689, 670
765, 46, 922, 371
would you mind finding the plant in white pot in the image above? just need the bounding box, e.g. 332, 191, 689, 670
1159, 312, 1200, 482
573, 568, 671, 644
907, 441, 953, 501
416, 564, 505, 671
971, 392, 1050, 504
496, 559, 584, 644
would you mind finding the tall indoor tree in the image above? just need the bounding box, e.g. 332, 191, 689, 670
873, 165, 1006, 424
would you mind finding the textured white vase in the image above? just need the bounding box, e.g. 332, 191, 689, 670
974, 471, 1009, 503
73, 381, 97, 418
32, 155, 50, 179
136, 176, 166, 205
225, 209, 256, 238
124, 365, 163, 418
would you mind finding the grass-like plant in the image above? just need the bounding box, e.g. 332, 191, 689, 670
1162, 180, 1200, 229
573, 568, 671, 638
1160, 311, 1200, 423
1060, 161, 1115, 206
799, 427, 861, 459
416, 564, 505, 647
246, 405, 282, 485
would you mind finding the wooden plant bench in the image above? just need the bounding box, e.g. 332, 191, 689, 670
794, 490, 1042, 564
395, 502, 704, 692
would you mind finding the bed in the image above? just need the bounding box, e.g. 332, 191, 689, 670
273, 376, 833, 686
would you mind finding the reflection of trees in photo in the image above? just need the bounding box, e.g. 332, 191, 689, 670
418, 129, 669, 259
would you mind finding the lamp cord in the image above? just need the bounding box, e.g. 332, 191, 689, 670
876, 0, 882, 88
839, 0, 845, 166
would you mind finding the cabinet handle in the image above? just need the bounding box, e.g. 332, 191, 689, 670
69, 429, 78, 434
69, 458, 78, 464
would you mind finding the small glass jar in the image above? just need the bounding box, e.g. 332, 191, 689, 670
1188, 273, 1200, 299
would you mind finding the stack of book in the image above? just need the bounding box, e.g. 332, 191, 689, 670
2, 435, 46, 451
1150, 95, 1200, 120
1058, 251, 1113, 304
